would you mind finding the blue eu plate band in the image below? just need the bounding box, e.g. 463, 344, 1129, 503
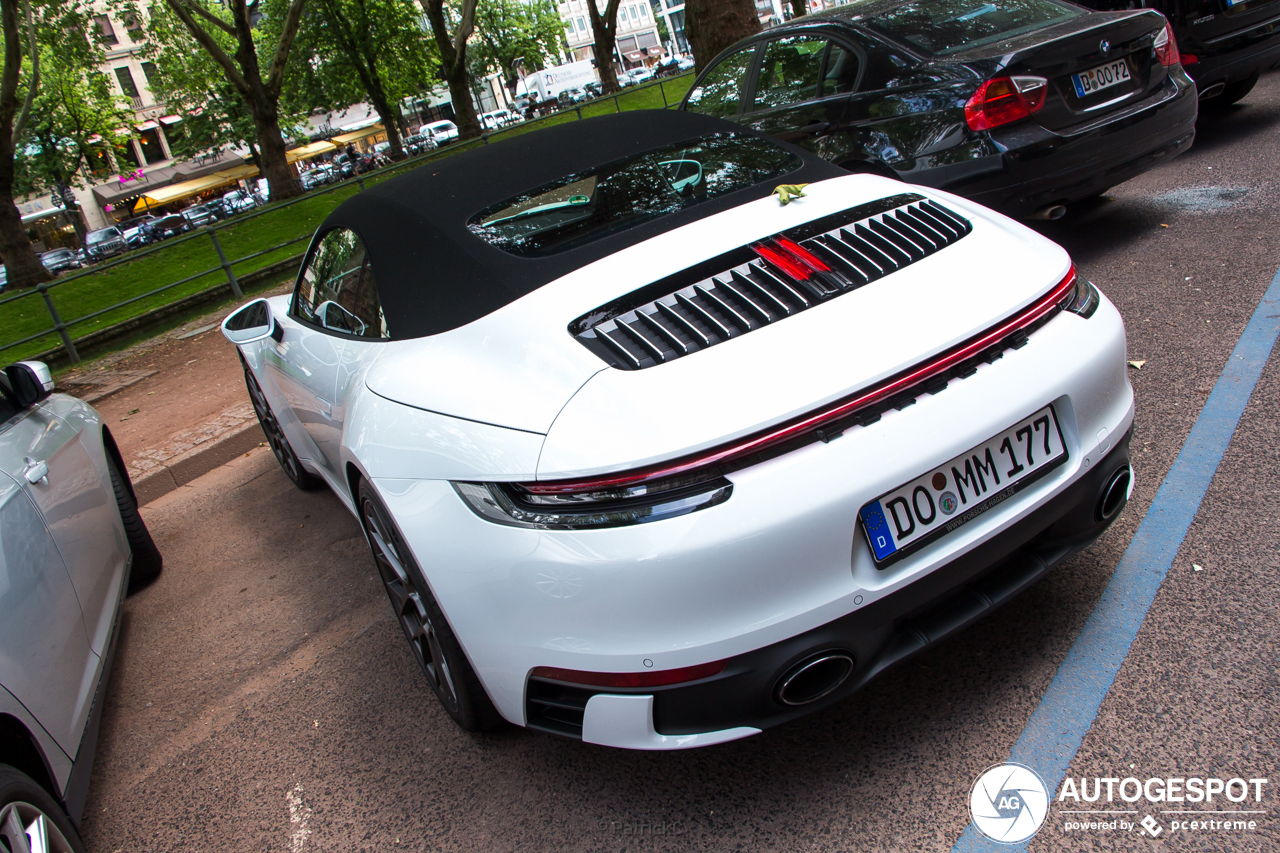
952, 265, 1280, 852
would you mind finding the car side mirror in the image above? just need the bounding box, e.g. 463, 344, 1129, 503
222, 298, 280, 345
4, 361, 54, 408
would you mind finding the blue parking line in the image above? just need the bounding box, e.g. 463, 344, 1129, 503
952, 265, 1280, 852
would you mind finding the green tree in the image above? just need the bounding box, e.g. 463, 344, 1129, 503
294, 0, 437, 158
0, 0, 110, 289
17, 39, 134, 245
134, 2, 293, 168
417, 0, 480, 140
157, 0, 310, 201
470, 0, 566, 94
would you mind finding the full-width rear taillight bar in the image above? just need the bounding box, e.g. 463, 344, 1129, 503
525, 265, 1080, 496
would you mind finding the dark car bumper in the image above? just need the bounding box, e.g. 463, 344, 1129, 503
933, 74, 1197, 216
526, 431, 1133, 740
1183, 17, 1280, 89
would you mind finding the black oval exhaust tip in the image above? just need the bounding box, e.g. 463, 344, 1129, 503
775, 651, 856, 706
1098, 465, 1132, 521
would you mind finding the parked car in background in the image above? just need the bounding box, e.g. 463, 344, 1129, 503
84, 226, 126, 261
615, 71, 640, 87
0, 265, 6, 292
142, 214, 190, 242
681, 0, 1198, 218
222, 190, 257, 214
182, 204, 216, 228
403, 132, 438, 155
201, 198, 229, 220
39, 248, 81, 275
73, 249, 87, 266
423, 119, 459, 144
116, 215, 156, 248
629, 66, 655, 84
481, 110, 519, 130
0, 359, 162, 852
676, 56, 695, 72
1077, 0, 1280, 105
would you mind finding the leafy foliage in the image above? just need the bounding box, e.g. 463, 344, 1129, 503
292, 0, 438, 153
470, 0, 567, 86
14, 3, 134, 197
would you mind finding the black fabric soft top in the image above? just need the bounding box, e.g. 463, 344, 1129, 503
316, 110, 846, 340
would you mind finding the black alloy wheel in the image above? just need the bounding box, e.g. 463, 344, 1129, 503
241, 362, 323, 491
357, 480, 502, 731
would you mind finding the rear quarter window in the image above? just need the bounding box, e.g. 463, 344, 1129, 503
868, 0, 1083, 55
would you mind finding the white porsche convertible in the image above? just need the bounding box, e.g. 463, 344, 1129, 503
222, 111, 1133, 749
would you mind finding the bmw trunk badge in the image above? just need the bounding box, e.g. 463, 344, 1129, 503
1099, 39, 1110, 54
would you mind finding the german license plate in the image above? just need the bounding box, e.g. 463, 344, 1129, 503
1071, 59, 1131, 98
859, 405, 1067, 565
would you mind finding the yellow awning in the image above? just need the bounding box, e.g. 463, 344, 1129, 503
287, 140, 337, 163
329, 124, 384, 145
132, 163, 262, 212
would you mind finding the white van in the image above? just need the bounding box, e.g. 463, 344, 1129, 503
423, 120, 459, 143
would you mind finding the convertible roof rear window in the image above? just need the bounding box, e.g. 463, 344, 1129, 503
867, 0, 1082, 55
468, 134, 802, 257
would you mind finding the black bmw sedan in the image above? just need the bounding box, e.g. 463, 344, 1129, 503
680, 0, 1198, 218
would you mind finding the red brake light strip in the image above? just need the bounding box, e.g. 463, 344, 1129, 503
530, 660, 727, 688
753, 242, 812, 281
526, 266, 1079, 496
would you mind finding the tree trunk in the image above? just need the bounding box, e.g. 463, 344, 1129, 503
685, 0, 760, 74
367, 87, 404, 159
0, 0, 50, 289
587, 0, 622, 95
247, 89, 302, 201
789, 0, 807, 20
420, 0, 481, 140
0, 187, 51, 290
594, 36, 619, 94
445, 61, 480, 140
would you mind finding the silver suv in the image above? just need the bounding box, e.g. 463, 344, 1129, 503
0, 360, 162, 851
84, 226, 126, 261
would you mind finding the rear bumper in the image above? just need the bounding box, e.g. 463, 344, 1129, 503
1184, 26, 1280, 88
554, 433, 1131, 746
951, 74, 1198, 215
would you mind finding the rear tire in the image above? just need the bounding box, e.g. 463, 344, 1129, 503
0, 763, 86, 853
358, 480, 502, 732
241, 360, 323, 491
105, 450, 162, 594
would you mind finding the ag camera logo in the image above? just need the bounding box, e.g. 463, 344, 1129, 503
970, 763, 1050, 843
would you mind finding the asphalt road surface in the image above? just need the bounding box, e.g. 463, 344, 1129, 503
80, 73, 1280, 853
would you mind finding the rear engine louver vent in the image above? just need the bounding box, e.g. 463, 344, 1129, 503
573, 196, 972, 370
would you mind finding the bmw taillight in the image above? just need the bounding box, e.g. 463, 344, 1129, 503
965, 76, 1048, 132
1154, 21, 1180, 67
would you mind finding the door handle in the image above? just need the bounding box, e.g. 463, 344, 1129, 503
23, 459, 49, 485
